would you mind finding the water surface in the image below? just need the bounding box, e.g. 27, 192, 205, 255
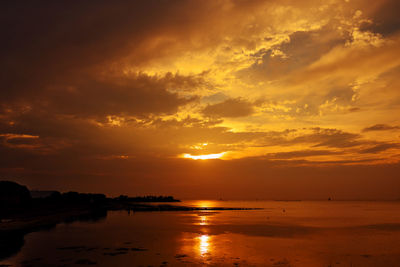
1, 201, 400, 266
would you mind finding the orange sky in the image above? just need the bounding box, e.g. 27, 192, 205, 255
0, 0, 399, 199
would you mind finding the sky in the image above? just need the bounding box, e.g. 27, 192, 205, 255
1, 0, 400, 200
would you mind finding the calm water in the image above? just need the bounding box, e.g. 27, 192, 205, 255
2, 201, 400, 266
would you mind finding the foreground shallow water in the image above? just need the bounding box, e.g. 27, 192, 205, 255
1, 201, 400, 266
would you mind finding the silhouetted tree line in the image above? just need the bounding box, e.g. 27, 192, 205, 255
0, 181, 32, 215
0, 181, 106, 217
0, 181, 180, 218
45, 191, 106, 205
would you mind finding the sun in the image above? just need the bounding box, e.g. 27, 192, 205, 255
182, 152, 226, 160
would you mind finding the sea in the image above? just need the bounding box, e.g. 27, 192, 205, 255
1, 200, 400, 266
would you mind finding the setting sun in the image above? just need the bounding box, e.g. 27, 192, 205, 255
182, 152, 226, 160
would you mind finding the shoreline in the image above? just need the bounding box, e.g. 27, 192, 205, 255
1, 202, 260, 232
0, 202, 260, 260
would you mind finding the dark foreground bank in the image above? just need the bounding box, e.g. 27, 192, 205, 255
0, 181, 258, 260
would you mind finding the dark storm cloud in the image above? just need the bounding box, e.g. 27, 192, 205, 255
288, 128, 362, 148
202, 98, 255, 118
237, 26, 349, 81
359, 143, 399, 154
362, 124, 400, 132
265, 149, 341, 159
249, 127, 385, 150
0, 0, 271, 100
0, 1, 214, 121
360, 0, 400, 36
38, 74, 198, 119
3, 136, 38, 146
0, 0, 167, 99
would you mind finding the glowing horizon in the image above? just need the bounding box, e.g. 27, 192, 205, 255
182, 152, 226, 160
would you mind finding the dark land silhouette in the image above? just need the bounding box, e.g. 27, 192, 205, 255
0, 181, 257, 260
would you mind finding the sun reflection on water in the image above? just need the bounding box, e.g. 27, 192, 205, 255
198, 234, 210, 256
199, 216, 207, 226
